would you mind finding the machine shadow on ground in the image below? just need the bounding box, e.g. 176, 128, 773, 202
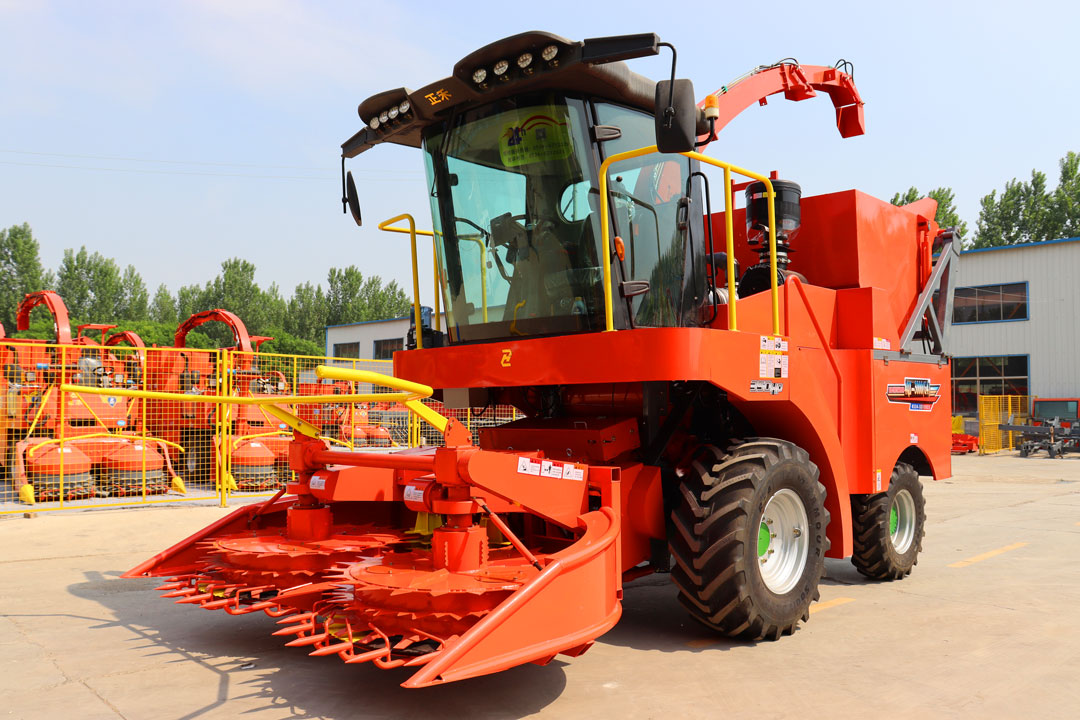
600, 574, 743, 653
67, 569, 570, 719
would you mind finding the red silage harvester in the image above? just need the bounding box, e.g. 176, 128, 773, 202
115, 32, 958, 687
1, 291, 179, 502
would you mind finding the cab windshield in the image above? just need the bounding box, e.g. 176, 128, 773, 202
423, 94, 605, 342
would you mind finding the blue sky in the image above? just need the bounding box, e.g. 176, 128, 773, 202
2, 1, 1077, 308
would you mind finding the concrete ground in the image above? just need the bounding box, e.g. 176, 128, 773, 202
1, 452, 1078, 720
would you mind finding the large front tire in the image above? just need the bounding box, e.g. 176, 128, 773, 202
850, 462, 926, 580
670, 439, 829, 641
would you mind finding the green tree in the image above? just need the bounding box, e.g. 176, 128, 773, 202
1050, 151, 1080, 238
56, 246, 123, 321
890, 186, 969, 239
326, 266, 410, 326
973, 152, 1080, 248
117, 265, 149, 321
0, 223, 54, 333
175, 283, 204, 323
149, 284, 177, 324
285, 281, 329, 343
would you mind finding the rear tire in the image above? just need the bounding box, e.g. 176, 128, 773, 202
850, 462, 926, 580
670, 438, 829, 641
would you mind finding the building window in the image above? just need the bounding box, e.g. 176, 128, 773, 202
953, 283, 1028, 324
333, 342, 360, 359
373, 338, 403, 360
951, 355, 1029, 415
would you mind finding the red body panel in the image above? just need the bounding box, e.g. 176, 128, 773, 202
396, 192, 953, 560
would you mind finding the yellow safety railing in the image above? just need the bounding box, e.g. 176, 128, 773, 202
1, 340, 524, 513
378, 214, 441, 346
63, 366, 447, 439
380, 215, 493, 330
598, 146, 780, 335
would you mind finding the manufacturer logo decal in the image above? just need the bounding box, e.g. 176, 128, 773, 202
424, 88, 451, 105
501, 349, 512, 367
886, 378, 941, 411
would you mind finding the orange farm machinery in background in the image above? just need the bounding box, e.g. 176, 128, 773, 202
142, 309, 396, 492
112, 32, 958, 688
143, 309, 287, 492
1, 291, 179, 502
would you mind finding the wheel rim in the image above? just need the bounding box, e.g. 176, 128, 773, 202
756, 488, 809, 594
890, 489, 916, 553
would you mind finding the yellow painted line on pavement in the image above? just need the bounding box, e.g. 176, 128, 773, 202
685, 638, 718, 648
809, 597, 855, 615
948, 542, 1028, 568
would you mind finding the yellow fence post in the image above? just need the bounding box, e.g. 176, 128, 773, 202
59, 346, 67, 508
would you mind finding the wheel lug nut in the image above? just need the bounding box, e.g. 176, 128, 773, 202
792, 528, 802, 538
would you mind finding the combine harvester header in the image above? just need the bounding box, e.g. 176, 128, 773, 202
95, 31, 958, 688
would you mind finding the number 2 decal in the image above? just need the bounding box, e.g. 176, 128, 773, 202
501, 349, 512, 367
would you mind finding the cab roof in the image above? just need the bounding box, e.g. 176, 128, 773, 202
342, 31, 658, 158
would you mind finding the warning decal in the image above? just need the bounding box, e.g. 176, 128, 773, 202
759, 335, 789, 379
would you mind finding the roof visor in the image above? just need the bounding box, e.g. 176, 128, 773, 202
342, 32, 663, 158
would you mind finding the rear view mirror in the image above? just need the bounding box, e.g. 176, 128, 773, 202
655, 79, 698, 154
345, 171, 362, 226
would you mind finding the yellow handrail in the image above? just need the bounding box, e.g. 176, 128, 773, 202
597, 146, 779, 335
378, 215, 441, 337
314, 365, 451, 434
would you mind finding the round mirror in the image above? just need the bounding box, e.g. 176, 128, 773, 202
346, 171, 362, 226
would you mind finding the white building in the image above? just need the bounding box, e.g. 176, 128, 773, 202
325, 308, 449, 360
949, 236, 1080, 416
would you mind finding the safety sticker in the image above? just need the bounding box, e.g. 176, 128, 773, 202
758, 335, 789, 379
874, 469, 882, 492
760, 335, 789, 352
759, 352, 789, 379
873, 337, 892, 350
310, 475, 326, 490
517, 456, 542, 476
561, 464, 585, 481
403, 485, 424, 503
540, 460, 563, 479
910, 433, 919, 444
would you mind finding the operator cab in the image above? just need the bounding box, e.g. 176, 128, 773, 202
342, 32, 712, 344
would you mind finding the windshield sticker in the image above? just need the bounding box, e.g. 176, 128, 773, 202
499, 110, 571, 167
886, 377, 941, 411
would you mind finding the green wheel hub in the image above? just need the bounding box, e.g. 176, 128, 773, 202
758, 523, 771, 557
889, 504, 899, 535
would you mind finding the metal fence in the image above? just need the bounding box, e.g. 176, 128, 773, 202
977, 394, 1031, 454
1, 341, 517, 514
